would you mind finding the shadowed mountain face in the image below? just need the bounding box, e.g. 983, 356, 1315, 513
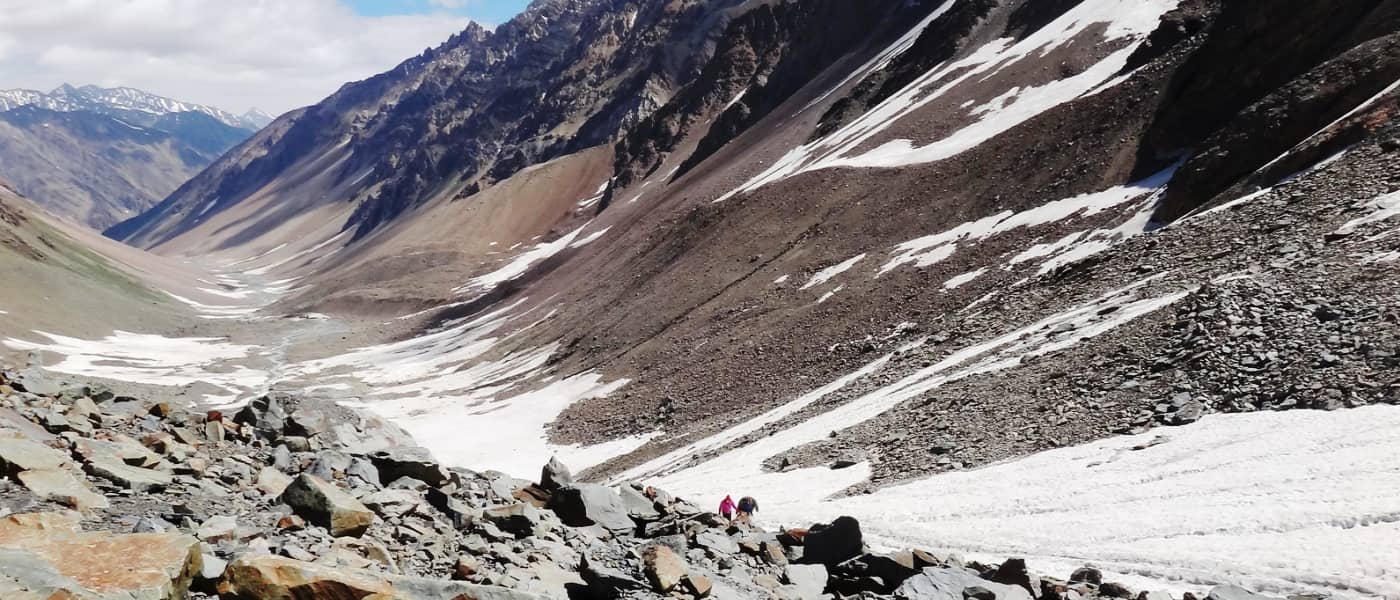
108, 0, 945, 248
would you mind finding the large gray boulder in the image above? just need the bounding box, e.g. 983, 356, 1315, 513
483, 503, 544, 537
280, 474, 375, 537
233, 395, 287, 435
619, 484, 661, 520
896, 567, 1032, 600
547, 483, 635, 533
540, 456, 573, 491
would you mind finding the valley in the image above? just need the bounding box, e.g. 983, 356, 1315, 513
1, 0, 1399, 599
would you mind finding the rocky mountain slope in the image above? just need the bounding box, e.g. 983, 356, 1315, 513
7, 0, 1400, 596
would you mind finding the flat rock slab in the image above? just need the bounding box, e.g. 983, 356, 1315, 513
16, 468, 108, 512
224, 555, 547, 600
0, 512, 201, 600
85, 458, 172, 492
896, 567, 1032, 600
0, 437, 71, 475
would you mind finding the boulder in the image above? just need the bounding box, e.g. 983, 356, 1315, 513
280, 474, 375, 537
540, 456, 573, 491
423, 487, 474, 530
368, 447, 450, 486
361, 489, 422, 519
233, 395, 287, 435
255, 466, 293, 497
305, 450, 352, 481
683, 574, 714, 597
990, 558, 1040, 595
642, 545, 688, 592
580, 554, 649, 598
483, 503, 544, 537
548, 483, 634, 533
85, 457, 172, 492
15, 469, 108, 512
965, 585, 997, 600
222, 555, 545, 600
1069, 567, 1102, 585
784, 563, 829, 600
841, 552, 921, 591
1101, 582, 1135, 598
0, 512, 201, 599
73, 434, 163, 468
762, 540, 790, 566
0, 437, 71, 475
619, 484, 661, 520
695, 530, 740, 555
195, 515, 240, 542
896, 567, 1032, 600
801, 516, 864, 567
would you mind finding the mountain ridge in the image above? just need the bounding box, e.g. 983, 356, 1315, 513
0, 82, 276, 230
0, 83, 274, 131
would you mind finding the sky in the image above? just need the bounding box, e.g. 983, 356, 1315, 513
0, 0, 534, 116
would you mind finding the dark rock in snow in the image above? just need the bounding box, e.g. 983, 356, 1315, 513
800, 516, 864, 568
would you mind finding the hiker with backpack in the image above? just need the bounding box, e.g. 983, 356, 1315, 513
736, 495, 758, 524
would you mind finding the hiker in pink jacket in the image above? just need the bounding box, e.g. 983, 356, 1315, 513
719, 495, 737, 520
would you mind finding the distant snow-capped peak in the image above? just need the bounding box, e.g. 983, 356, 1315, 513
0, 84, 272, 131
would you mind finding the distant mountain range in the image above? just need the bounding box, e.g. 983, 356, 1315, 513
0, 84, 273, 131
0, 84, 276, 229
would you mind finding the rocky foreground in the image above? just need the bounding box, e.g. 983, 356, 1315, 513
0, 370, 1297, 600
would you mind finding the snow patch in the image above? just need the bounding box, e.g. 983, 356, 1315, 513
454, 226, 592, 296
883, 167, 1174, 275
943, 267, 987, 289
3, 331, 265, 403
802, 254, 866, 290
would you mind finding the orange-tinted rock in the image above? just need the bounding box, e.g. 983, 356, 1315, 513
222, 555, 545, 600
0, 512, 201, 599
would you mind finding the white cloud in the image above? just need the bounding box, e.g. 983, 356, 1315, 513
0, 0, 477, 115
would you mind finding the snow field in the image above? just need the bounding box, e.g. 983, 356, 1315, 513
291, 298, 653, 475
619, 270, 1400, 598
2, 330, 266, 402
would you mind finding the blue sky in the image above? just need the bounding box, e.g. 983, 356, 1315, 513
345, 0, 532, 26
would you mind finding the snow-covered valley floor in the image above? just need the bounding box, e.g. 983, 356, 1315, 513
650, 405, 1400, 600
